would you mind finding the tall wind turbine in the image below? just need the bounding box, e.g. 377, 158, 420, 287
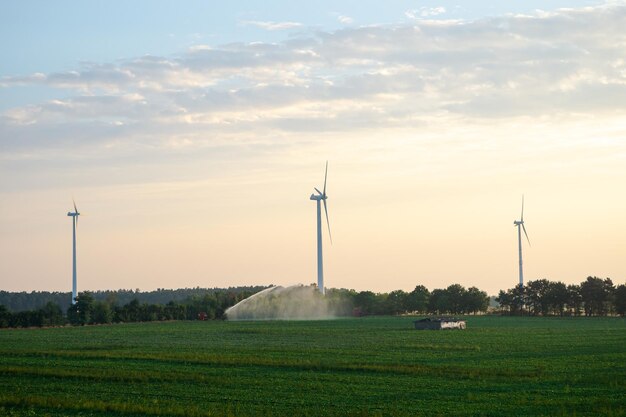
310, 162, 332, 295
67, 200, 80, 304
513, 195, 530, 288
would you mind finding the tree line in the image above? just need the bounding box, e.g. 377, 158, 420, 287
333, 284, 490, 316
0, 287, 264, 313
0, 287, 262, 328
0, 283, 490, 328
1, 277, 623, 328
496, 276, 626, 316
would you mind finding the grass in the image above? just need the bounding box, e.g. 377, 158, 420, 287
0, 316, 624, 416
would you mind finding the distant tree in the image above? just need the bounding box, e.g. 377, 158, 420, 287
0, 305, 11, 328
386, 290, 409, 315
164, 301, 186, 320
354, 291, 381, 315
40, 302, 65, 326
496, 290, 513, 314
67, 292, 95, 325
405, 285, 430, 314
104, 292, 118, 307
92, 301, 113, 324
567, 284, 583, 316
126, 298, 141, 321
66, 303, 78, 324
443, 284, 467, 315
12, 309, 45, 327
464, 287, 489, 314
526, 279, 551, 315
513, 285, 527, 315
428, 289, 449, 315
545, 281, 569, 316
496, 286, 525, 315
580, 277, 614, 316
614, 284, 626, 316
146, 303, 165, 321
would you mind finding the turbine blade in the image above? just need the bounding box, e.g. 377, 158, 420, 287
522, 223, 530, 246
323, 161, 328, 196
323, 199, 332, 244
314, 187, 323, 195
73, 199, 78, 214
521, 195, 524, 221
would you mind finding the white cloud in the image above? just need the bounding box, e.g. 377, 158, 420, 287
333, 13, 354, 25
2, 5, 626, 156
405, 7, 447, 19
240, 20, 303, 31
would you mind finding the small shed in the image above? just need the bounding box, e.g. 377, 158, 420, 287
413, 317, 466, 330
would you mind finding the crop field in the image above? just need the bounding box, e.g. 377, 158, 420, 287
0, 316, 624, 416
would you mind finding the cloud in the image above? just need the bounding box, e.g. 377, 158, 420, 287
2, 4, 626, 158
240, 20, 303, 31
335, 14, 354, 25
405, 7, 447, 19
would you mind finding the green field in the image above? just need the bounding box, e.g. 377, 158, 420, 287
0, 316, 624, 416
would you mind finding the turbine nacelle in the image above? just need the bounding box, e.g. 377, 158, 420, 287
68, 200, 80, 217
514, 195, 530, 245
310, 192, 327, 201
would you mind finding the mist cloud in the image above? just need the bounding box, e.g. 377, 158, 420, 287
225, 285, 346, 320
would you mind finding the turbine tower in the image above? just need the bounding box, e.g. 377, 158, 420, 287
310, 162, 332, 295
513, 195, 530, 288
67, 200, 80, 304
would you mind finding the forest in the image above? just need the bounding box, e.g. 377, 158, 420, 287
497, 276, 626, 316
0, 276, 624, 328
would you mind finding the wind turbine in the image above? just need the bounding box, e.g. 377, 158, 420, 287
513, 195, 530, 288
67, 200, 80, 305
310, 162, 332, 295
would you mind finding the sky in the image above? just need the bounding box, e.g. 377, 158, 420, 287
1, 1, 625, 295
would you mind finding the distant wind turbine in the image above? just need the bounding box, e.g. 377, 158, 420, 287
513, 195, 530, 288
310, 162, 332, 295
67, 200, 80, 304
